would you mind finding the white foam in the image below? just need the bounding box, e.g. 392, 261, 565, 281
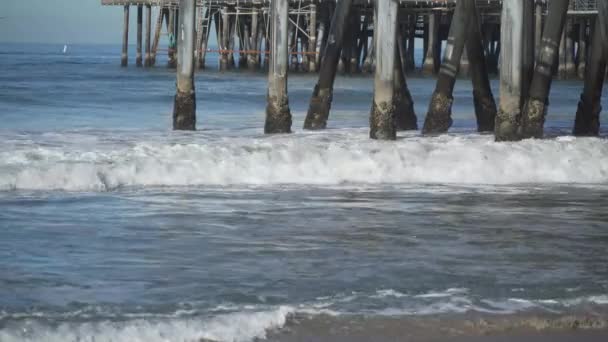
1, 132, 608, 191
0, 306, 293, 342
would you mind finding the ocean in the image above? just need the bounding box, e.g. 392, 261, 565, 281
1, 43, 608, 341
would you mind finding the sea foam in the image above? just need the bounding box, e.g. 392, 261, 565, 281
1, 132, 607, 191
0, 306, 293, 342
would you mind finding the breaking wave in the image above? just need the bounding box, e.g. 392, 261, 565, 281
1, 132, 608, 191
1, 292, 608, 342
0, 306, 293, 342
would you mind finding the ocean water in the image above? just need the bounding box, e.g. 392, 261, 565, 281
1, 43, 608, 341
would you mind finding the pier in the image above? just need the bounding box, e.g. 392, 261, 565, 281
101, 0, 605, 140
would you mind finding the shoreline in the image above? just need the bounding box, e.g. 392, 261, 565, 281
266, 311, 608, 342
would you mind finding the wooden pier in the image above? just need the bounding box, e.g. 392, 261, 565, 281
101, 0, 605, 140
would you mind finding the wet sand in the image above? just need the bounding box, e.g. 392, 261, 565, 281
265, 312, 608, 342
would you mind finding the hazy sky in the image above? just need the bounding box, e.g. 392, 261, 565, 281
2, 0, 145, 44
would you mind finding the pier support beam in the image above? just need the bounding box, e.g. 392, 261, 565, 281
220, 7, 231, 71
369, 0, 398, 140
173, 0, 197, 130
308, 4, 318, 72
422, 12, 437, 75
303, 0, 352, 130
151, 9, 164, 66
520, 0, 569, 139
362, 25, 375, 74
495, 1, 525, 141
558, 25, 567, 78
167, 9, 177, 68
422, 0, 468, 134
248, 9, 260, 71
565, 19, 576, 78
406, 14, 416, 73
467, 1, 497, 132
394, 29, 417, 131
573, 22, 607, 136
314, 7, 327, 70
535, 1, 543, 59
459, 49, 470, 77
144, 5, 152, 67
265, 0, 292, 134
136, 5, 143, 67
121, 5, 129, 67
577, 20, 587, 79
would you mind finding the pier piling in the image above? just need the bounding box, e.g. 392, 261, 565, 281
220, 6, 231, 71
136, 5, 143, 67
369, 0, 398, 140
495, 1, 525, 141
308, 4, 318, 72
394, 28, 417, 131
303, 0, 352, 130
521, 0, 569, 139
467, 0, 496, 132
573, 19, 607, 136
121, 5, 129, 67
172, 0, 197, 130
577, 20, 588, 79
144, 5, 152, 67
422, 0, 468, 134
248, 9, 260, 71
150, 8, 164, 67
422, 12, 437, 75
265, 0, 292, 134
167, 9, 177, 68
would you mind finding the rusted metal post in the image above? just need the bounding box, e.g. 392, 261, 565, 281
422, 0, 468, 134
573, 21, 607, 136
303, 0, 352, 130
265, 0, 292, 134
520, 0, 569, 139
121, 5, 129, 67
173, 0, 197, 130
136, 5, 143, 67
369, 0, 398, 140
144, 4, 152, 67
467, 1, 497, 132
495, 0, 524, 141
422, 11, 437, 75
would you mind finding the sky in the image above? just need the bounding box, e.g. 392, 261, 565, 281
1, 0, 148, 44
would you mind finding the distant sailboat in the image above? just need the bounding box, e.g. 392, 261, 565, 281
63, 45, 68, 54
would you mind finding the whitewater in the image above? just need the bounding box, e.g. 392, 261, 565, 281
2, 44, 608, 342
2, 130, 608, 191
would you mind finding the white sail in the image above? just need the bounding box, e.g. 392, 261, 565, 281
63, 45, 68, 54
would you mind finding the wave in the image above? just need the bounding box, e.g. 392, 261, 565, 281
1, 292, 608, 341
1, 132, 608, 191
0, 306, 293, 342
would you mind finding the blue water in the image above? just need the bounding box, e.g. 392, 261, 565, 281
1, 43, 608, 341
